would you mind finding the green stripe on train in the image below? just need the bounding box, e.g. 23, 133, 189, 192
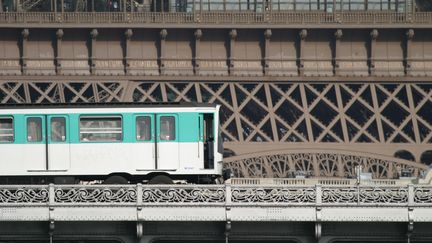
3, 112, 214, 144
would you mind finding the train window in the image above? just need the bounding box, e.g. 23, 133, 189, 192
27, 117, 42, 142
51, 117, 66, 142
79, 116, 122, 142
160, 116, 175, 141
0, 117, 13, 142
136, 116, 151, 141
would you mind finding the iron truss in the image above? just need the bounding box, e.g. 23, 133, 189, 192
0, 80, 431, 178
1, 81, 431, 144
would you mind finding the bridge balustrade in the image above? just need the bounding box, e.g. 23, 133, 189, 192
0, 11, 429, 25
0, 183, 431, 222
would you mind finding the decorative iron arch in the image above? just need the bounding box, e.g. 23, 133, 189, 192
224, 148, 429, 179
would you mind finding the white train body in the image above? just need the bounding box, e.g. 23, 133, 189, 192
0, 103, 224, 183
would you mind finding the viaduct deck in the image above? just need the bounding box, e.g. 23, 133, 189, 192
1, 181, 432, 242
1, 182, 431, 222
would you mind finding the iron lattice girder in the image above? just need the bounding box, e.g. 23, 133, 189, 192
1, 80, 431, 179
1, 81, 432, 145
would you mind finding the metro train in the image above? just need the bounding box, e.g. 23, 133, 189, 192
0, 103, 225, 184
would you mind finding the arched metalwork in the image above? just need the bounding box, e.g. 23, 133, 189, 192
224, 148, 429, 179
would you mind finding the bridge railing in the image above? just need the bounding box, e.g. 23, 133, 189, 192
0, 12, 430, 25
1, 183, 432, 207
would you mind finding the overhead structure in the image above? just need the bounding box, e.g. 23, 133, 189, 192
0, 0, 431, 179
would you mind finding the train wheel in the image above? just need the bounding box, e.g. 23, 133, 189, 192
148, 175, 173, 184
103, 175, 129, 184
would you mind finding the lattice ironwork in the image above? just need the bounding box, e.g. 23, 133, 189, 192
54, 186, 137, 204
322, 186, 409, 205
142, 186, 225, 204
1, 81, 431, 145
231, 186, 316, 204
132, 82, 432, 144
0, 81, 128, 104
358, 187, 409, 204
0, 186, 48, 203
322, 187, 358, 204
1, 81, 431, 178
224, 149, 429, 179
1, 184, 432, 207
414, 187, 432, 204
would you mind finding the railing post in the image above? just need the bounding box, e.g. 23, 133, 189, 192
408, 184, 414, 206
407, 184, 415, 242
136, 183, 143, 239
316, 184, 322, 206
357, 183, 361, 205
315, 184, 322, 241
137, 183, 143, 208
48, 183, 56, 240
225, 180, 232, 243
49, 183, 55, 206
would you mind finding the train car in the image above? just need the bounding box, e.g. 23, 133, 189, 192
0, 103, 224, 184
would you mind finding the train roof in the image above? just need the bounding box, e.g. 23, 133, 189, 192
0, 102, 218, 110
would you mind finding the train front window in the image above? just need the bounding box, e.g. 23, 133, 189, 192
27, 117, 42, 142
0, 117, 13, 142
136, 116, 151, 141
160, 116, 175, 141
79, 116, 122, 142
51, 117, 66, 142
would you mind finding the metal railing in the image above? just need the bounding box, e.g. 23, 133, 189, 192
0, 11, 430, 25
1, 183, 431, 207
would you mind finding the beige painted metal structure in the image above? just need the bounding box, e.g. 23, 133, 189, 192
0, 1, 431, 179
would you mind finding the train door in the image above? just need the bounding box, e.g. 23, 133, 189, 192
135, 114, 155, 170
25, 115, 70, 171
202, 113, 215, 169
156, 114, 179, 170
47, 115, 70, 171
25, 116, 46, 171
